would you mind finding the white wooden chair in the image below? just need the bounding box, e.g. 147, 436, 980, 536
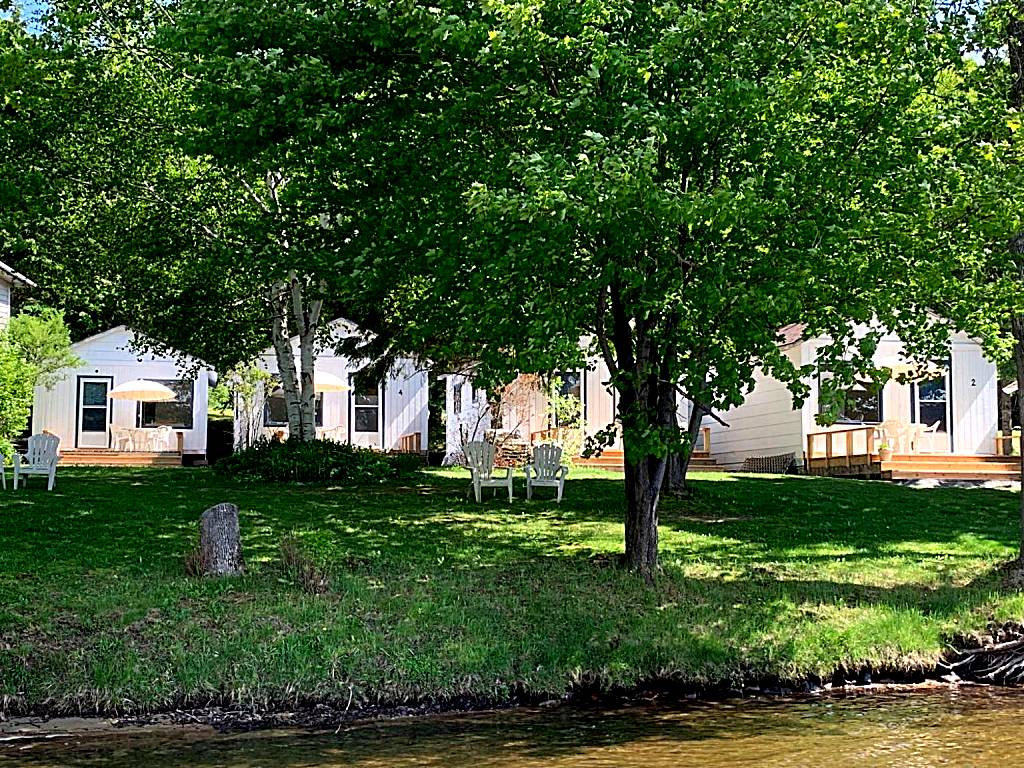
464, 441, 513, 502
525, 444, 569, 503
14, 434, 61, 491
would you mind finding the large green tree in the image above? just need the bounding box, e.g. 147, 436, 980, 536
353, 0, 959, 579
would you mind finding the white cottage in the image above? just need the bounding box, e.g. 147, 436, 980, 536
707, 325, 1001, 472
0, 260, 36, 329
32, 326, 214, 464
236, 318, 429, 452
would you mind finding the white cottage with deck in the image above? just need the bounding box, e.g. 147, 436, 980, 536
705, 324, 1009, 479
235, 318, 429, 453
31, 326, 214, 465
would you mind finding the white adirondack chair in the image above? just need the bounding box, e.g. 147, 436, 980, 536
14, 433, 61, 491
525, 444, 569, 503
464, 441, 513, 502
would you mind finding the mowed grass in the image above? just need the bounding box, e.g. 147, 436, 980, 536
1, 466, 1022, 714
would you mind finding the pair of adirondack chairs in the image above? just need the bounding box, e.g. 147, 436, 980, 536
2, 433, 61, 491
464, 441, 569, 503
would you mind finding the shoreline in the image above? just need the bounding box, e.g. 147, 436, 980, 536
0, 665, 1005, 739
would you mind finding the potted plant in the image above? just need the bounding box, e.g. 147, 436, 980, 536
878, 442, 894, 462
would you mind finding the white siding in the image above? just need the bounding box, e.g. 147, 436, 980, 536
707, 346, 805, 470
444, 374, 490, 462
0, 277, 10, 329
32, 326, 211, 454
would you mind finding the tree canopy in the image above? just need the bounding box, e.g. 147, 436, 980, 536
2, 0, 980, 576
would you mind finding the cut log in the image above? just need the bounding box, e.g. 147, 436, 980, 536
200, 503, 244, 576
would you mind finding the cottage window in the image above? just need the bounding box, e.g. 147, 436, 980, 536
453, 381, 463, 415
264, 383, 323, 427
353, 373, 381, 433
139, 379, 195, 429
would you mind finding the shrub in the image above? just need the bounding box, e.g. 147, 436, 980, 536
213, 437, 422, 484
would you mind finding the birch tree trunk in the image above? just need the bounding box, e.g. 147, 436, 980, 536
290, 273, 323, 441
267, 275, 324, 442
269, 282, 303, 438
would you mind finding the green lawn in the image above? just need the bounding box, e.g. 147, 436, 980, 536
1, 466, 1022, 714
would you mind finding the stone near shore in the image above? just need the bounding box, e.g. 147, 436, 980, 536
200, 503, 244, 576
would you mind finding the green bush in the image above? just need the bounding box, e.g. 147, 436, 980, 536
214, 437, 422, 484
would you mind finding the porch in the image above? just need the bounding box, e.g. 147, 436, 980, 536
805, 426, 1021, 481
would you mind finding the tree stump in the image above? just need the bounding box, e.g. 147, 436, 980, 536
199, 503, 244, 576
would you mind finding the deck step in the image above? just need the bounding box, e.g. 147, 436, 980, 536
575, 450, 724, 474
60, 450, 183, 467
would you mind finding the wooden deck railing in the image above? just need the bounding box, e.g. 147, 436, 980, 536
995, 434, 1021, 457
805, 425, 877, 469
398, 432, 422, 453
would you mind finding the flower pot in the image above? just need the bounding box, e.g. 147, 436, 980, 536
878, 448, 894, 462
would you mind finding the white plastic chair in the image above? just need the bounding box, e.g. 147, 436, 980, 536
464, 441, 513, 502
111, 425, 134, 451
14, 433, 61, 491
525, 444, 569, 503
917, 421, 942, 453
149, 425, 174, 452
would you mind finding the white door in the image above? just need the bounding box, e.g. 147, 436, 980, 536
77, 377, 111, 448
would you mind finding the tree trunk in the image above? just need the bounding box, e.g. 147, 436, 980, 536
1011, 317, 1024, 566
289, 274, 322, 441
665, 399, 707, 496
1000, 382, 1014, 439
200, 502, 244, 576
269, 282, 303, 438
623, 453, 665, 584
267, 276, 323, 442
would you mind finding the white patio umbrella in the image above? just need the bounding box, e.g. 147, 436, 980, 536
108, 379, 177, 401
314, 371, 352, 393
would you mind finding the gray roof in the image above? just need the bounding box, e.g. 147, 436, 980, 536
0, 260, 36, 289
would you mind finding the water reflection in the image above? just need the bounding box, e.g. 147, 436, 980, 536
6, 688, 1024, 767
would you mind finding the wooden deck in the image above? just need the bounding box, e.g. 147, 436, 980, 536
574, 449, 723, 474
60, 449, 186, 467
805, 426, 1021, 481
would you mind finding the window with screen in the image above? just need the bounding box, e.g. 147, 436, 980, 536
353, 373, 381, 433
917, 376, 948, 432
139, 379, 195, 429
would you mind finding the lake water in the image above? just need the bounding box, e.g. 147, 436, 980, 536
5, 688, 1024, 767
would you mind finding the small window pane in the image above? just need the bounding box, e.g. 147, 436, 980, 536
919, 378, 947, 402
453, 383, 463, 414
920, 402, 947, 432
82, 382, 107, 406
81, 408, 107, 432
354, 407, 379, 433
